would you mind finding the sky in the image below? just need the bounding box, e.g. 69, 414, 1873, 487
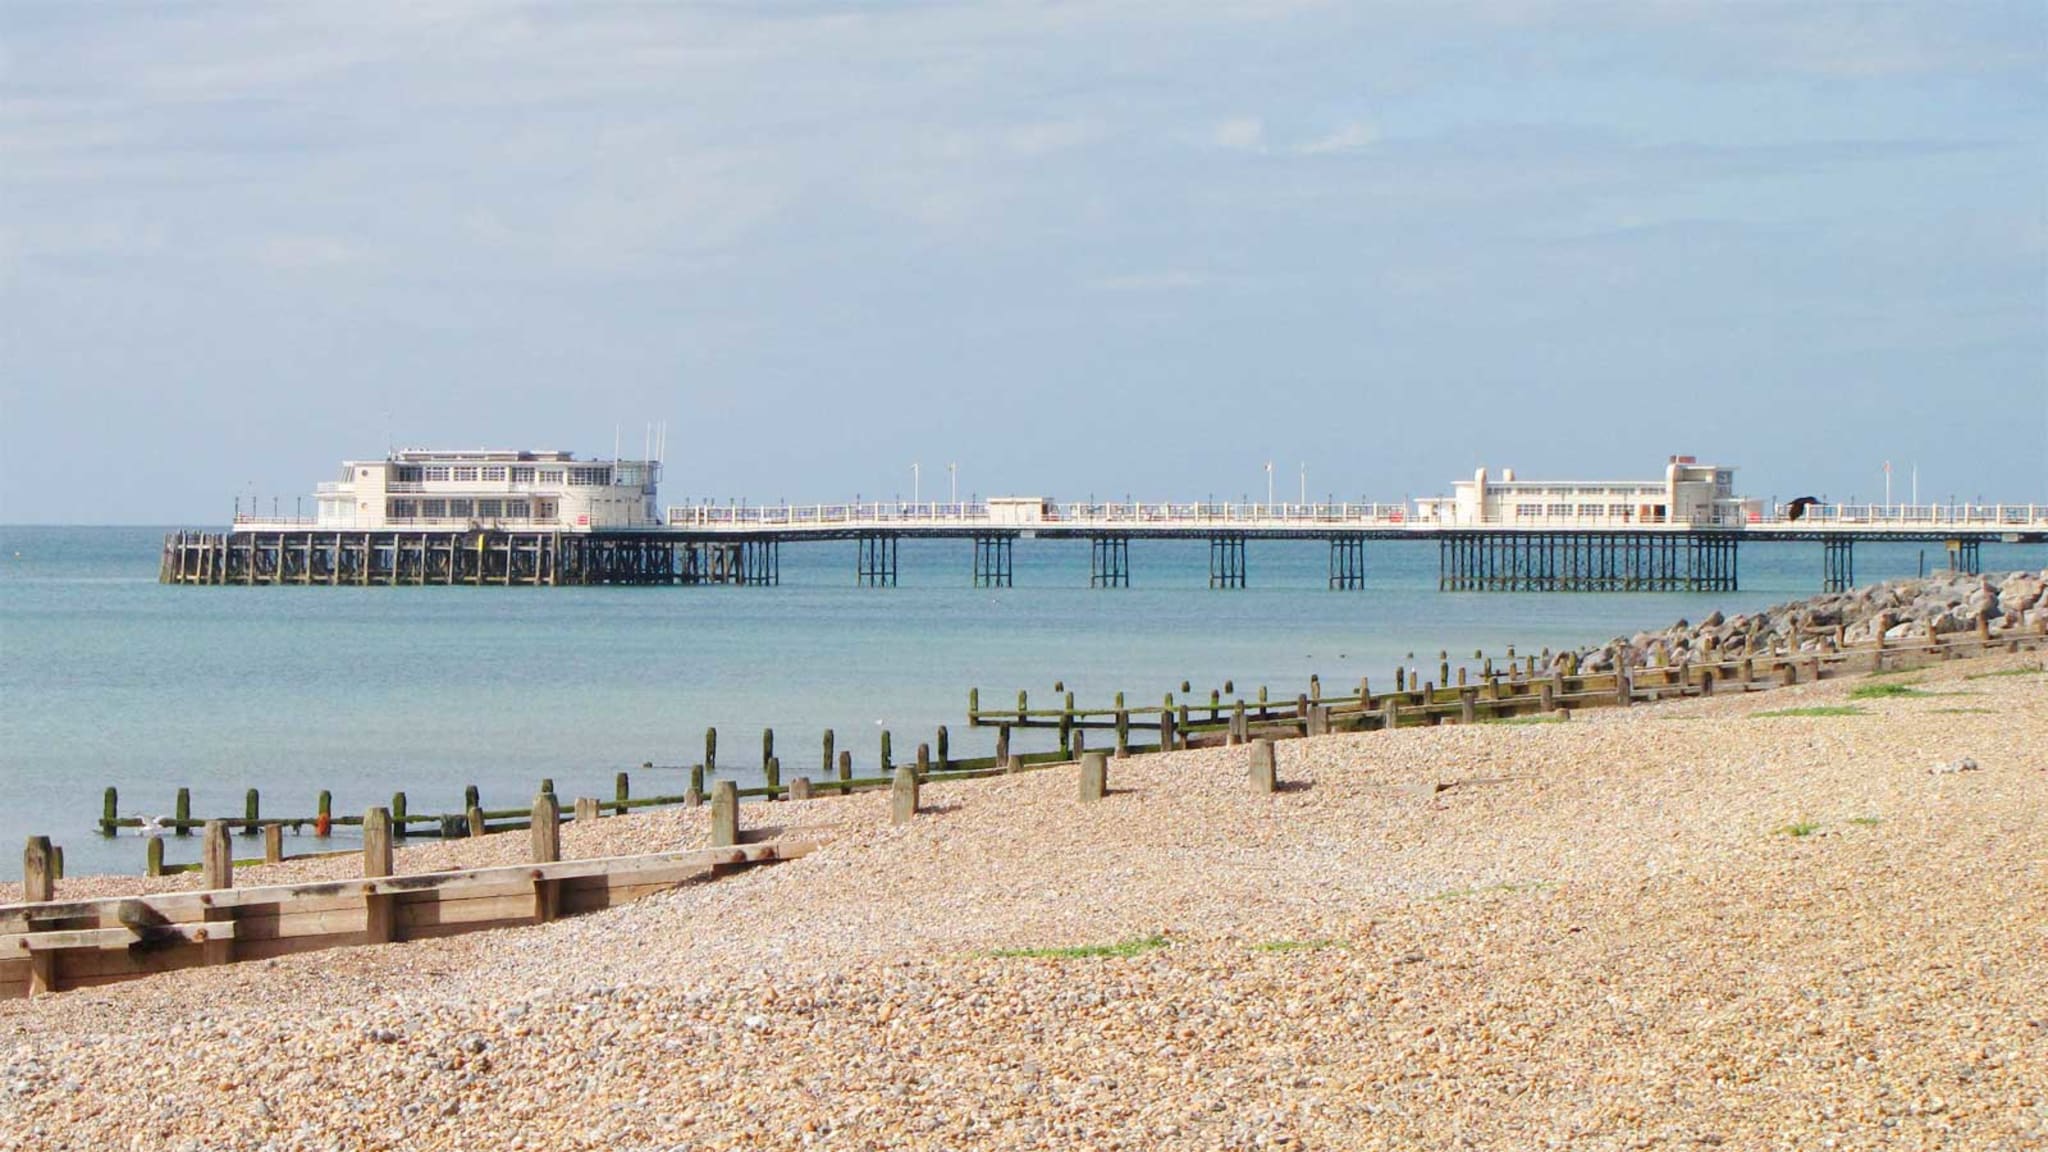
1, 0, 2044, 524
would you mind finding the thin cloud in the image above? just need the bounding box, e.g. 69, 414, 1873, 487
1212, 116, 1265, 151
1087, 270, 1216, 292
1299, 121, 1379, 155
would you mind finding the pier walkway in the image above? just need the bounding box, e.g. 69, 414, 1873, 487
166, 499, 2047, 593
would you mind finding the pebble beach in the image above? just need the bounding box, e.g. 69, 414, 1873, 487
3, 649, 2044, 1151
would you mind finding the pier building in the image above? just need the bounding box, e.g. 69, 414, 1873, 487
309, 450, 660, 531
163, 450, 2047, 592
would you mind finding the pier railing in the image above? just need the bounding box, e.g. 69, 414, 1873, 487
665, 500, 1414, 531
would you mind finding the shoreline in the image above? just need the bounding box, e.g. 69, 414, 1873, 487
2, 621, 2044, 1144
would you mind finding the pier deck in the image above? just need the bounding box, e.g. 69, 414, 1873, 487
166, 501, 2047, 591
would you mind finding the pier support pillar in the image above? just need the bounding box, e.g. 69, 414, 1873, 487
1208, 534, 1247, 589
1328, 534, 1366, 590
1946, 538, 1980, 575
1090, 535, 1130, 589
973, 534, 1014, 588
1822, 538, 1854, 593
857, 533, 898, 587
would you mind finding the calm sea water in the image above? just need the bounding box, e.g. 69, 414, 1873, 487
4, 525, 2040, 877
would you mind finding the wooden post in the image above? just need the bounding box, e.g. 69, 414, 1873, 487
1058, 698, 1073, 756
1382, 695, 1399, 732
890, 766, 919, 825
1005, 754, 1023, 774
530, 793, 562, 923
790, 777, 814, 801
243, 789, 260, 836
1159, 709, 1176, 753
838, 750, 853, 784
101, 787, 118, 837
765, 756, 781, 797
316, 789, 332, 834
1249, 738, 1277, 793
915, 743, 930, 779
391, 791, 408, 839
1017, 689, 1028, 722
881, 730, 893, 773
937, 725, 950, 773
1539, 681, 1555, 712
1460, 689, 1477, 725
1616, 671, 1634, 707
263, 824, 284, 864
968, 687, 979, 721
201, 820, 233, 890
1073, 729, 1087, 756
1116, 709, 1131, 757
363, 807, 394, 877
176, 786, 191, 837
705, 726, 718, 776
22, 837, 54, 994
822, 729, 836, 779
1078, 751, 1108, 803
616, 770, 633, 816
1177, 703, 1190, 743
1778, 661, 1797, 687
1230, 701, 1247, 746
995, 724, 1010, 765
467, 805, 486, 838
22, 836, 53, 903
709, 781, 739, 847
762, 727, 775, 773
690, 763, 705, 797
146, 836, 165, 877
574, 796, 600, 823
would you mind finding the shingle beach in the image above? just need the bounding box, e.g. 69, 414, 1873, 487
4, 651, 2043, 1151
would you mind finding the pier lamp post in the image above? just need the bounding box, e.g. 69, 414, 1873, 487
1265, 461, 1274, 509
912, 462, 920, 506
949, 462, 957, 507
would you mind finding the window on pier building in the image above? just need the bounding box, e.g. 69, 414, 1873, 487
511, 467, 535, 484
505, 500, 530, 519
393, 466, 422, 484
569, 466, 612, 486
1546, 504, 1570, 517
481, 467, 507, 482
1515, 503, 1541, 518
477, 499, 503, 519
424, 467, 450, 482
539, 470, 564, 484
447, 499, 474, 518
534, 499, 558, 522
387, 499, 418, 520
1577, 505, 1603, 517
453, 467, 479, 482
421, 499, 447, 518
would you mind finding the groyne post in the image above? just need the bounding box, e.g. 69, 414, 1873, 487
709, 781, 739, 847
145, 837, 165, 877
263, 824, 284, 864
531, 793, 562, 923
890, 766, 919, 825
176, 788, 191, 837
22, 837, 54, 992
201, 820, 232, 891
1249, 739, 1277, 794
1078, 751, 1108, 803
243, 789, 260, 837
100, 788, 118, 837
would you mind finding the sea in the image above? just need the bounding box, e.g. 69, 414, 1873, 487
4, 525, 2041, 878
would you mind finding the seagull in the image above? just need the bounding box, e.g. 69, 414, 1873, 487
133, 814, 167, 838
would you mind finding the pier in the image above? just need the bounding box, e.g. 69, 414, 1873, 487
166, 500, 2048, 592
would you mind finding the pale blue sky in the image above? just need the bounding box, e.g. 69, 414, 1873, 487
2, 1, 2043, 523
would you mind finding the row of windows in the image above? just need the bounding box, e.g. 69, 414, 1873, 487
568, 467, 612, 486
387, 499, 550, 520
394, 466, 567, 486
1501, 485, 1665, 497
1509, 503, 1664, 520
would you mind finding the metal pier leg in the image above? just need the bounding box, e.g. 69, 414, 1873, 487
1208, 535, 1246, 589
973, 535, 1013, 588
1823, 538, 1854, 593
1327, 534, 1365, 590
858, 533, 897, 587
1090, 535, 1129, 589
1947, 538, 1979, 575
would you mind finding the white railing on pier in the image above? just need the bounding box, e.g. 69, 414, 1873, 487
1747, 503, 2048, 531
664, 501, 1415, 531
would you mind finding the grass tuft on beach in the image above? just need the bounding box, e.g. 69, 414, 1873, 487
989, 935, 1171, 960
1849, 683, 1930, 700
1754, 705, 1865, 719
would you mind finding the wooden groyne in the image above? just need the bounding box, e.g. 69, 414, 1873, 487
12, 624, 2042, 999
5, 796, 819, 999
